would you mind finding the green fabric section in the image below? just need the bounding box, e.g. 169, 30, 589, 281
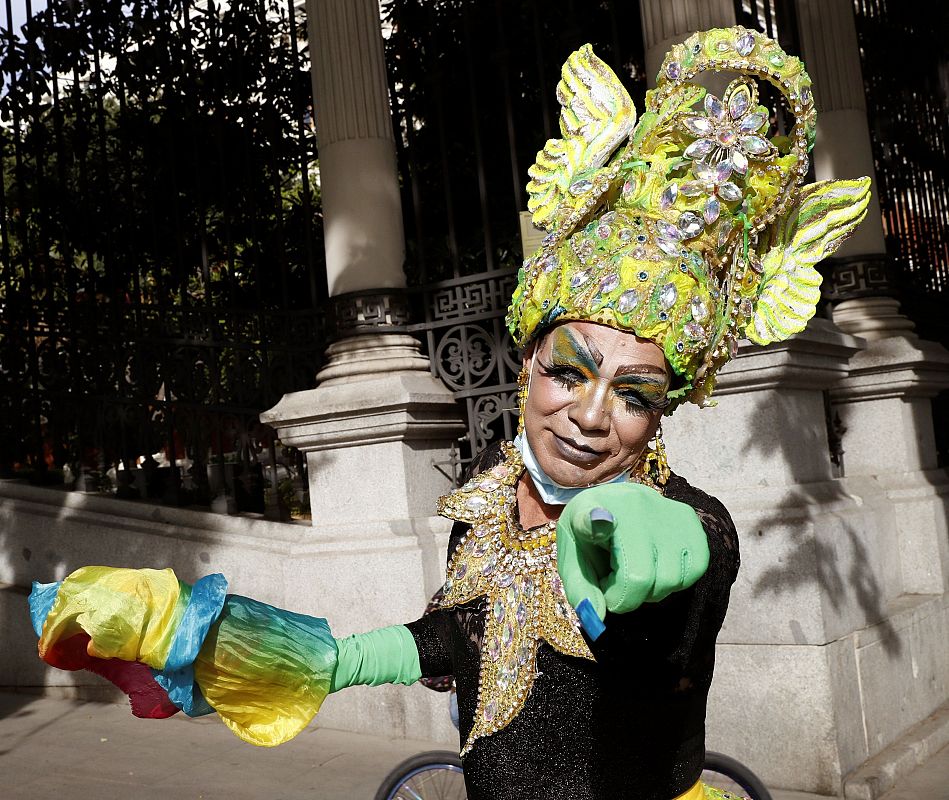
329, 624, 422, 693
556, 482, 710, 619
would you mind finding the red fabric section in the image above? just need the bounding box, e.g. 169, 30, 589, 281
44, 633, 179, 719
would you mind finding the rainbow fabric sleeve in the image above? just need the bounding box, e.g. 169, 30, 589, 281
29, 566, 337, 747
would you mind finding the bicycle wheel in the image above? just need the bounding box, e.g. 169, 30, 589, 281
374, 750, 467, 800
702, 751, 773, 800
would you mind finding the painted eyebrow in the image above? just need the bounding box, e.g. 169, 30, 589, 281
549, 328, 601, 371
612, 364, 669, 381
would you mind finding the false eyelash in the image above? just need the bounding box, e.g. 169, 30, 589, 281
537, 360, 584, 388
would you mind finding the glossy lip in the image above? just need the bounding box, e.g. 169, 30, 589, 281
550, 432, 604, 464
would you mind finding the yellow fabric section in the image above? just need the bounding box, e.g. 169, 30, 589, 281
671, 780, 706, 800
193, 594, 337, 747
38, 566, 185, 669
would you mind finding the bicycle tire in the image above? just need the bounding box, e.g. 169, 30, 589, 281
703, 751, 773, 800
373, 750, 467, 800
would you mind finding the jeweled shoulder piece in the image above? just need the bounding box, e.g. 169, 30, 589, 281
437, 443, 593, 755
507, 26, 872, 412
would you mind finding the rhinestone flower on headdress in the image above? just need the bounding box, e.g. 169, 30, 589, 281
508, 26, 871, 411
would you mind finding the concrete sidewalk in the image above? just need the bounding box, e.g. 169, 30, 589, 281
1, 693, 946, 800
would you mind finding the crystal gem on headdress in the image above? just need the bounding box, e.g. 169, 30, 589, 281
717, 129, 737, 147
569, 178, 593, 195
749, 255, 764, 274
479, 478, 499, 492
729, 84, 752, 118
596, 223, 612, 238
522, 576, 535, 598
685, 138, 715, 160
740, 112, 767, 133
571, 269, 592, 289
691, 296, 709, 321
578, 240, 595, 259
472, 539, 490, 557
676, 341, 685, 352
666, 61, 681, 80
599, 273, 620, 293
705, 94, 726, 122
740, 135, 771, 155
516, 602, 527, 628
498, 572, 514, 588
731, 150, 749, 174
769, 53, 785, 67
638, 270, 649, 281
618, 228, 634, 242
633, 245, 647, 258
740, 298, 754, 316
658, 311, 668, 321
678, 212, 703, 238
543, 232, 555, 247
736, 32, 755, 56
618, 289, 640, 313
801, 86, 813, 105
658, 239, 681, 256
484, 700, 497, 722
659, 283, 678, 310
704, 198, 721, 224
454, 561, 468, 580
683, 116, 714, 137
685, 321, 706, 340
718, 181, 742, 202
542, 254, 558, 272
601, 211, 617, 224
657, 220, 683, 241
659, 183, 678, 210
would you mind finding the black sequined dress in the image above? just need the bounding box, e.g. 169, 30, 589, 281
406, 443, 740, 800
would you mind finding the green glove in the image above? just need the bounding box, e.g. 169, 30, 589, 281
556, 483, 710, 621
329, 624, 422, 693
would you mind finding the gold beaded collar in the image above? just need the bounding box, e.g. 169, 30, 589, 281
436, 442, 594, 755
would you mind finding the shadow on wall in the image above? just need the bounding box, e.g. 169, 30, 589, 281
734, 387, 903, 657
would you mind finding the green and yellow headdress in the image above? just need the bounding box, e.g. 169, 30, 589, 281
507, 26, 871, 411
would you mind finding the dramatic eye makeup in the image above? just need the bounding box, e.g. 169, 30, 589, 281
537, 328, 670, 414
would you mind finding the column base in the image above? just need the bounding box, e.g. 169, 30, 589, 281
833, 297, 917, 341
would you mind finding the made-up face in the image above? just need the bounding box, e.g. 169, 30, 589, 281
523, 321, 670, 488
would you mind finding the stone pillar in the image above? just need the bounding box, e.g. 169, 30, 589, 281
258, 0, 464, 744
640, 0, 735, 86
795, 0, 914, 340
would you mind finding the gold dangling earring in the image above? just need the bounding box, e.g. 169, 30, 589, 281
516, 362, 530, 436
636, 422, 671, 491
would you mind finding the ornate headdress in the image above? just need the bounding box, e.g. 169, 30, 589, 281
507, 27, 871, 411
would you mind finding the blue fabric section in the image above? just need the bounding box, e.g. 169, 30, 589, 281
152, 573, 227, 717
29, 581, 62, 637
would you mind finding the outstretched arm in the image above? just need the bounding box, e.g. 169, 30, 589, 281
29, 566, 423, 747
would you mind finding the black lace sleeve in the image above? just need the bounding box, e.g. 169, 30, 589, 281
661, 473, 740, 669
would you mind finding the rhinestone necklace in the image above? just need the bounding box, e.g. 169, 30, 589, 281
436, 442, 594, 755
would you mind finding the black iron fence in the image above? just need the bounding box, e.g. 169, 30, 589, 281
0, 0, 324, 519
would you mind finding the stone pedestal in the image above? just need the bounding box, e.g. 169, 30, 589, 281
665, 320, 949, 795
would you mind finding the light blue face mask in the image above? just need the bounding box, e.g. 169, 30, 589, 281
513, 432, 630, 506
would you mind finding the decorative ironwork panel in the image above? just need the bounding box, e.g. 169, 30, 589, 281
0, 0, 324, 520
410, 268, 520, 467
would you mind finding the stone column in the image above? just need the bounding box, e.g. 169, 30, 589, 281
258, 0, 464, 744
639, 0, 735, 86
263, 0, 462, 525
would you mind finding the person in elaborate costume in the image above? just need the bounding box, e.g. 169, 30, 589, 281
28, 26, 870, 800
